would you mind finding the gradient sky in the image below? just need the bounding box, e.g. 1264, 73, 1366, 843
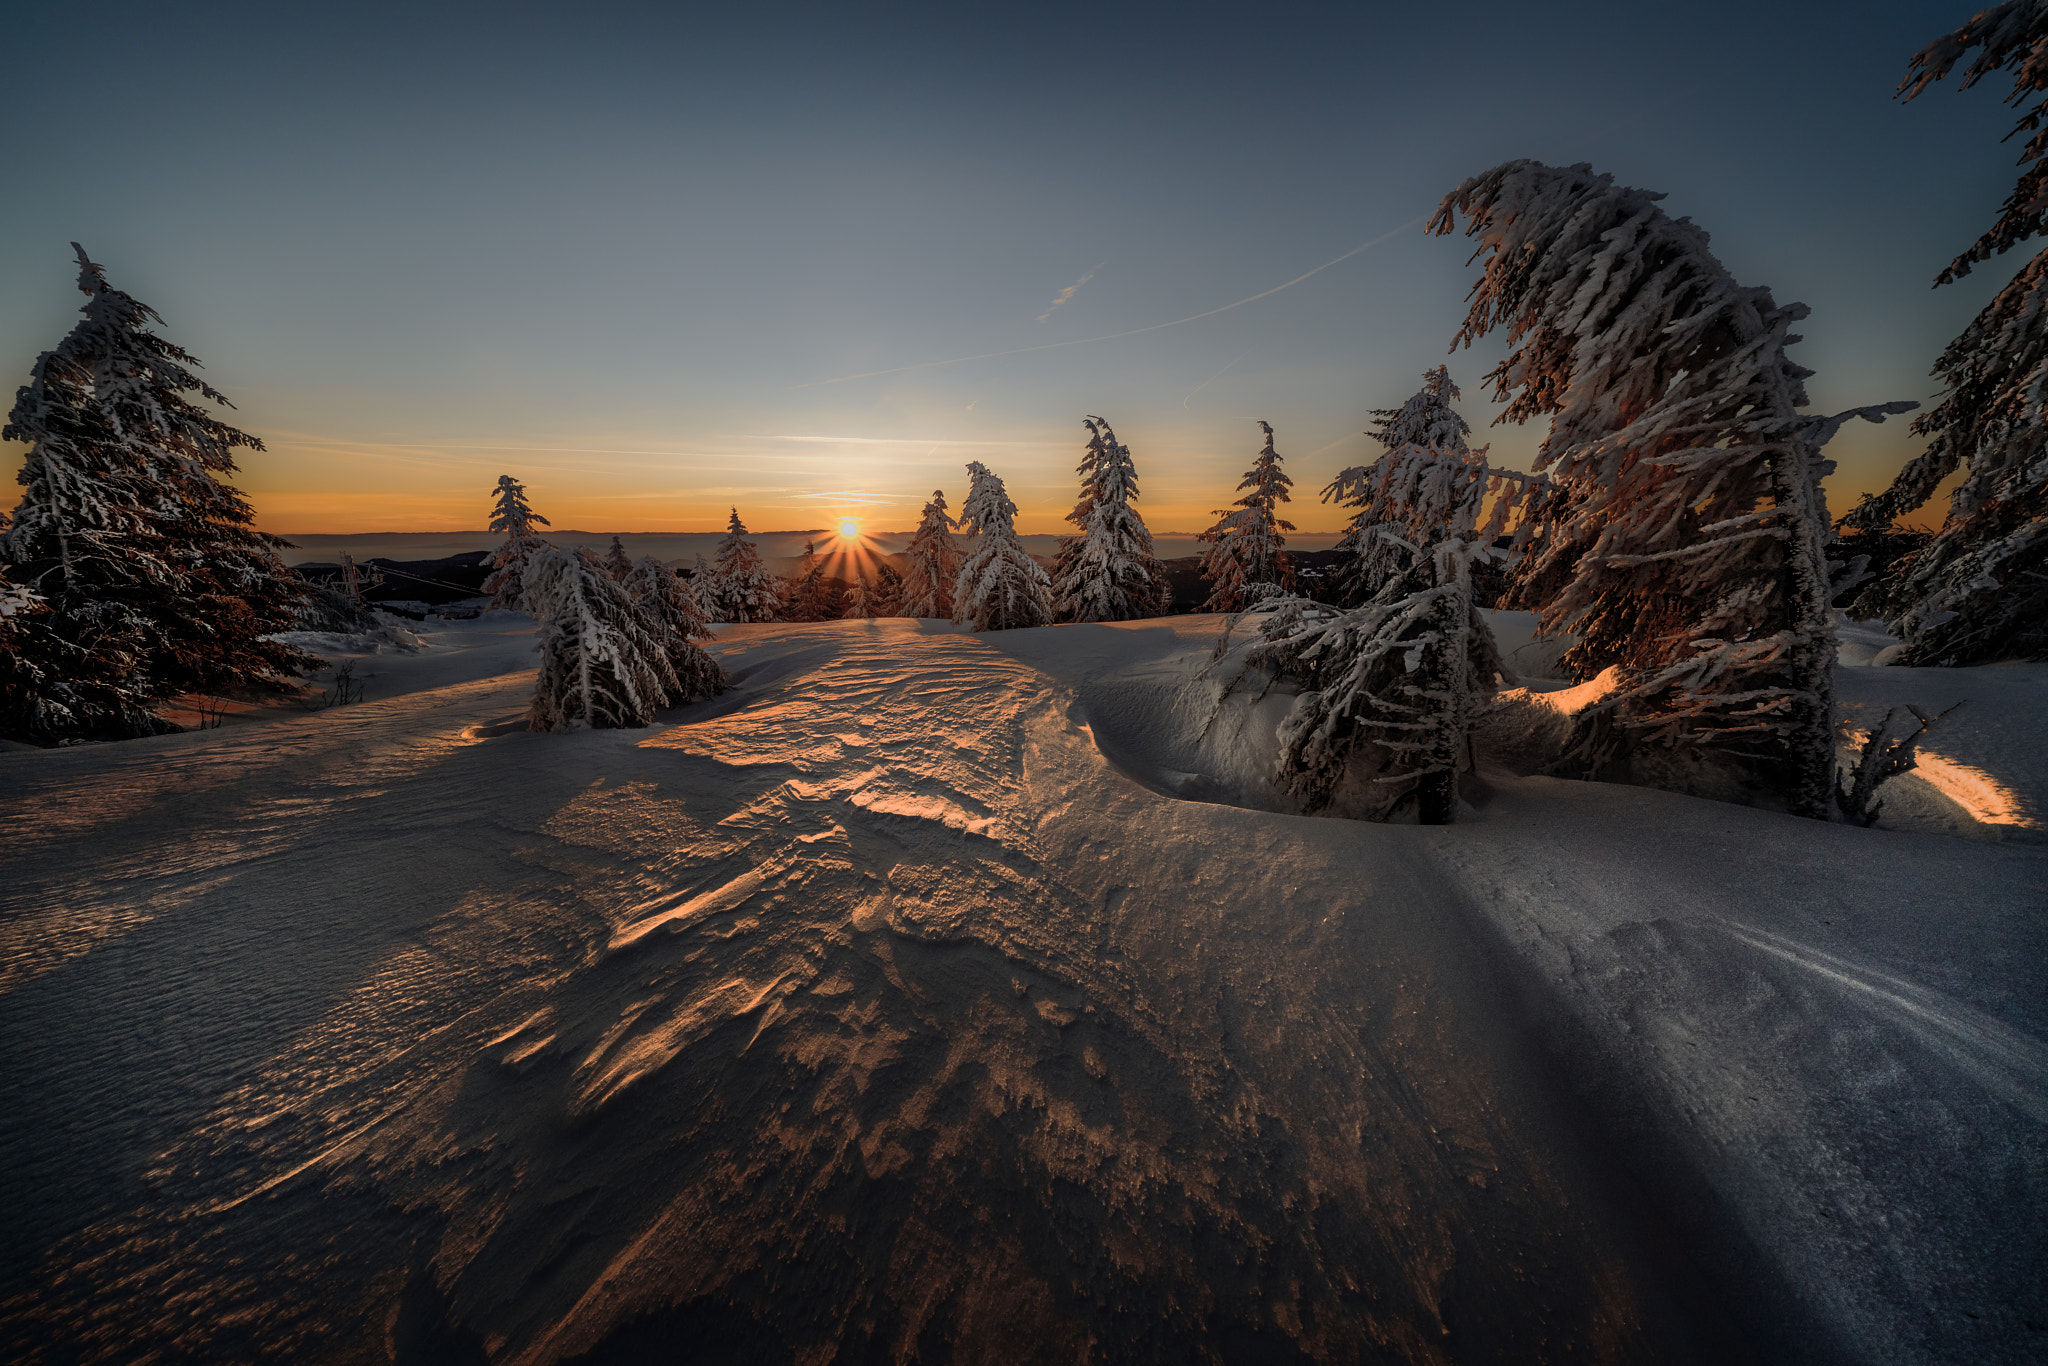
0, 1, 2027, 535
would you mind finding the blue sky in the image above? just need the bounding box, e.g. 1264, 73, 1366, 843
0, 0, 2024, 532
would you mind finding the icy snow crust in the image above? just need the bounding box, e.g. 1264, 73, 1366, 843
0, 614, 2042, 1363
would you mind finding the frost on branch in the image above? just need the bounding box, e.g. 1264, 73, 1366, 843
1431, 161, 1913, 819
706, 508, 780, 624
525, 547, 679, 731
623, 554, 724, 704
899, 490, 960, 619
483, 474, 552, 611
1199, 421, 1296, 612
1835, 703, 1958, 828
1052, 416, 1169, 622
953, 462, 1054, 632
1843, 5, 2048, 664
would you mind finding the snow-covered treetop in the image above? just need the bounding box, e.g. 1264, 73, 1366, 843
959, 462, 1021, 537
1902, 0, 2048, 281
1081, 415, 1142, 509
1369, 366, 1470, 455
490, 475, 550, 538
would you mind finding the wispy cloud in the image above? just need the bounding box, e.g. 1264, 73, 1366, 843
790, 489, 903, 505
1037, 263, 1104, 322
796, 215, 1426, 389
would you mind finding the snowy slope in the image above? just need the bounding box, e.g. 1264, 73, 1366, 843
0, 615, 2041, 1364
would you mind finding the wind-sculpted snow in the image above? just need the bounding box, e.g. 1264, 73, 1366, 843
0, 617, 1729, 1364
1, 615, 2039, 1363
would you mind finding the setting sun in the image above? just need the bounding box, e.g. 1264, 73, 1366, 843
837, 517, 861, 539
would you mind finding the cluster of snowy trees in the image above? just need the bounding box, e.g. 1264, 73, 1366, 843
483, 477, 724, 731
0, 246, 319, 744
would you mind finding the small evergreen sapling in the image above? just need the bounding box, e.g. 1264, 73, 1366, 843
871, 561, 905, 617
708, 508, 780, 623
484, 475, 552, 610
900, 490, 962, 619
1199, 421, 1297, 612
603, 536, 633, 579
1052, 416, 1168, 622
782, 541, 837, 622
953, 462, 1055, 631
843, 572, 877, 619
622, 554, 724, 704
524, 546, 679, 731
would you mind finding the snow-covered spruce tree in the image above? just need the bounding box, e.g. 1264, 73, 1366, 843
1199, 420, 1297, 611
603, 536, 633, 579
782, 540, 837, 622
842, 571, 877, 619
1326, 368, 1476, 605
622, 554, 724, 704
1242, 538, 1505, 824
953, 462, 1055, 631
0, 244, 316, 741
900, 490, 962, 619
1052, 416, 1169, 621
1841, 5, 2048, 663
483, 474, 551, 610
872, 561, 905, 616
686, 552, 718, 620
1430, 161, 1913, 818
524, 546, 679, 731
707, 508, 780, 623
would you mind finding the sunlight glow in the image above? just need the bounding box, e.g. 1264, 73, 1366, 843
838, 517, 861, 539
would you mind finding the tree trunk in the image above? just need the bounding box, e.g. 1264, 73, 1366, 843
1416, 768, 1458, 825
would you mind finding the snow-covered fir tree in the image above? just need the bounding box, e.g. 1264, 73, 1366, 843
707, 508, 780, 623
686, 552, 717, 620
1238, 539, 1505, 824
1199, 421, 1297, 611
603, 536, 633, 579
524, 546, 679, 731
1841, 3, 2048, 663
0, 244, 316, 742
483, 474, 551, 610
782, 540, 838, 622
1052, 416, 1168, 622
1431, 161, 1912, 819
622, 553, 724, 704
900, 490, 962, 619
953, 462, 1055, 631
1326, 368, 1478, 606
872, 561, 904, 616
842, 572, 877, 619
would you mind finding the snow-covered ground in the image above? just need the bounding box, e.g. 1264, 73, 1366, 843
0, 614, 2041, 1363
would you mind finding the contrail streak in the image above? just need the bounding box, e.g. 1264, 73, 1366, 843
794, 216, 1426, 389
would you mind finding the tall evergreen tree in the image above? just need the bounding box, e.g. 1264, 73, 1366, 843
483, 474, 551, 610
954, 462, 1055, 631
0, 244, 315, 742
622, 554, 724, 704
900, 490, 962, 619
1052, 416, 1168, 622
1431, 162, 1912, 818
1199, 421, 1297, 611
1842, 3, 2048, 663
707, 508, 780, 623
524, 546, 678, 731
782, 540, 838, 621
1326, 368, 1476, 606
603, 536, 633, 579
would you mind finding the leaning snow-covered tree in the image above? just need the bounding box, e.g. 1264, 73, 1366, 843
0, 243, 317, 742
1841, 4, 2048, 663
622, 554, 724, 704
1430, 160, 1913, 819
899, 490, 962, 619
1052, 416, 1168, 622
707, 508, 780, 623
524, 546, 679, 731
1200, 420, 1297, 612
483, 474, 552, 610
954, 462, 1055, 631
